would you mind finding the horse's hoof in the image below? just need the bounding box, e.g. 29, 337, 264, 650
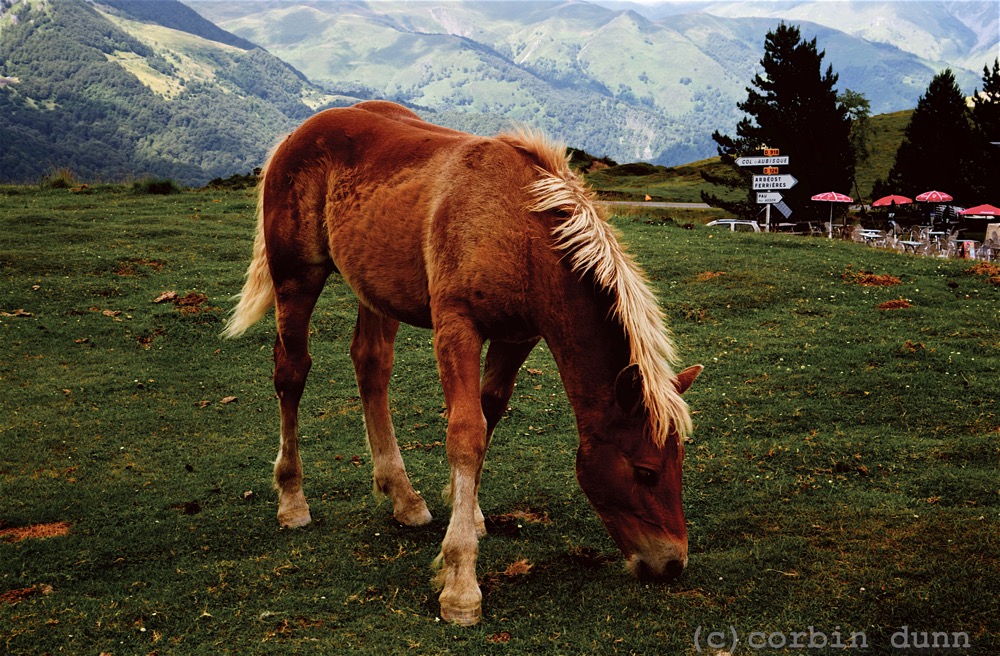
278, 505, 311, 529
440, 602, 482, 626
395, 501, 433, 527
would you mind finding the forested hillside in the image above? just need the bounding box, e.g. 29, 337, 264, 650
0, 0, 347, 185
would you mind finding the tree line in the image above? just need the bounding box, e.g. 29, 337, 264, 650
702, 23, 1000, 221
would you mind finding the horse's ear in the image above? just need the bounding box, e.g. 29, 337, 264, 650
673, 364, 703, 395
614, 363, 643, 414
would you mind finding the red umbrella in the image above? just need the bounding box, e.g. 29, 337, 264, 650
811, 192, 853, 238
811, 191, 853, 203
873, 195, 912, 207
959, 204, 1000, 216
915, 190, 953, 203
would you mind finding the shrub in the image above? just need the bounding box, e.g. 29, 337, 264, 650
602, 162, 665, 177
202, 169, 260, 191
132, 177, 183, 195
41, 168, 78, 189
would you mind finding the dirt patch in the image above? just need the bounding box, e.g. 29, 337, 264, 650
694, 271, 726, 282
966, 262, 1000, 277
136, 326, 166, 349
564, 546, 617, 569
877, 298, 912, 311
0, 584, 53, 606
965, 262, 1000, 285
153, 290, 218, 315
113, 258, 164, 277
485, 508, 551, 537
0, 521, 70, 543
175, 292, 213, 314
842, 267, 901, 286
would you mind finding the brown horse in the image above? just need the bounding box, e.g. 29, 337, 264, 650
224, 100, 700, 625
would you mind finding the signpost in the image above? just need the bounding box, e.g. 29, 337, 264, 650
752, 174, 798, 190
738, 149, 793, 230
735, 156, 789, 167
756, 192, 783, 204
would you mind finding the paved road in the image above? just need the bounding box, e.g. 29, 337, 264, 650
597, 200, 712, 210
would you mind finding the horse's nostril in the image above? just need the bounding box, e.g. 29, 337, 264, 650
636, 558, 684, 583
663, 558, 684, 581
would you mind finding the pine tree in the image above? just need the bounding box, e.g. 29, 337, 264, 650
971, 58, 1000, 143
970, 58, 1000, 200
840, 89, 873, 201
883, 70, 979, 203
702, 23, 854, 222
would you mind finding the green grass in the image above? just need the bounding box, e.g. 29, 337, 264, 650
586, 158, 742, 204
1, 187, 997, 654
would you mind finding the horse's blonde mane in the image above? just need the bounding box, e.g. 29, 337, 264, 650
505, 130, 692, 446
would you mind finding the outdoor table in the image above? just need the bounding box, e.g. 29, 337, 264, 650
859, 230, 883, 244
900, 240, 923, 253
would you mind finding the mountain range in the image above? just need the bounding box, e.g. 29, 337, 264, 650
188, 0, 995, 166
0, 0, 995, 185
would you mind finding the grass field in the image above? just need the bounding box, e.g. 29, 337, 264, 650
1, 186, 997, 655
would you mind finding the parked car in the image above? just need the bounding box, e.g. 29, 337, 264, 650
706, 219, 762, 232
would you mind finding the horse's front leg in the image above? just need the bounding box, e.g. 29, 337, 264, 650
432, 312, 488, 625
351, 305, 432, 526
468, 337, 540, 534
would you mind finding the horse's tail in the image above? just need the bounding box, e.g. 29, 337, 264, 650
222, 164, 275, 339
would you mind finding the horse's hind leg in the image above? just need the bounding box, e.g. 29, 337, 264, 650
272, 267, 329, 528
351, 305, 432, 526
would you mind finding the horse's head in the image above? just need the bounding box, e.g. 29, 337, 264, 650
575, 363, 702, 583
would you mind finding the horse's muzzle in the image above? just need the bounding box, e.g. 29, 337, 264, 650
632, 556, 685, 583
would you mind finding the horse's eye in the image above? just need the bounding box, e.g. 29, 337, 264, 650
634, 466, 659, 487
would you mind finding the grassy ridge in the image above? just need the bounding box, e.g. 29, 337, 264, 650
1, 187, 997, 654
586, 110, 913, 206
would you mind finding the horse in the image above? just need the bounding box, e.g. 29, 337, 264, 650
224, 100, 701, 625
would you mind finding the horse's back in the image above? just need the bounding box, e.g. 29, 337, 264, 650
263, 102, 558, 336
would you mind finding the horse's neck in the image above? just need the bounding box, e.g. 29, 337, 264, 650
540, 281, 630, 433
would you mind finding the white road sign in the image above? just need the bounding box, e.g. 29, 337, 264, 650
773, 200, 793, 218
757, 192, 783, 204
753, 174, 798, 190
737, 156, 790, 167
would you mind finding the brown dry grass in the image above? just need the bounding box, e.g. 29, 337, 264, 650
965, 262, 1000, 285
842, 267, 901, 286
0, 584, 53, 606
0, 521, 70, 543
877, 298, 912, 310
966, 262, 1000, 277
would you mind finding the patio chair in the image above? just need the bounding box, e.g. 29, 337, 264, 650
900, 228, 927, 255
980, 238, 1000, 262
